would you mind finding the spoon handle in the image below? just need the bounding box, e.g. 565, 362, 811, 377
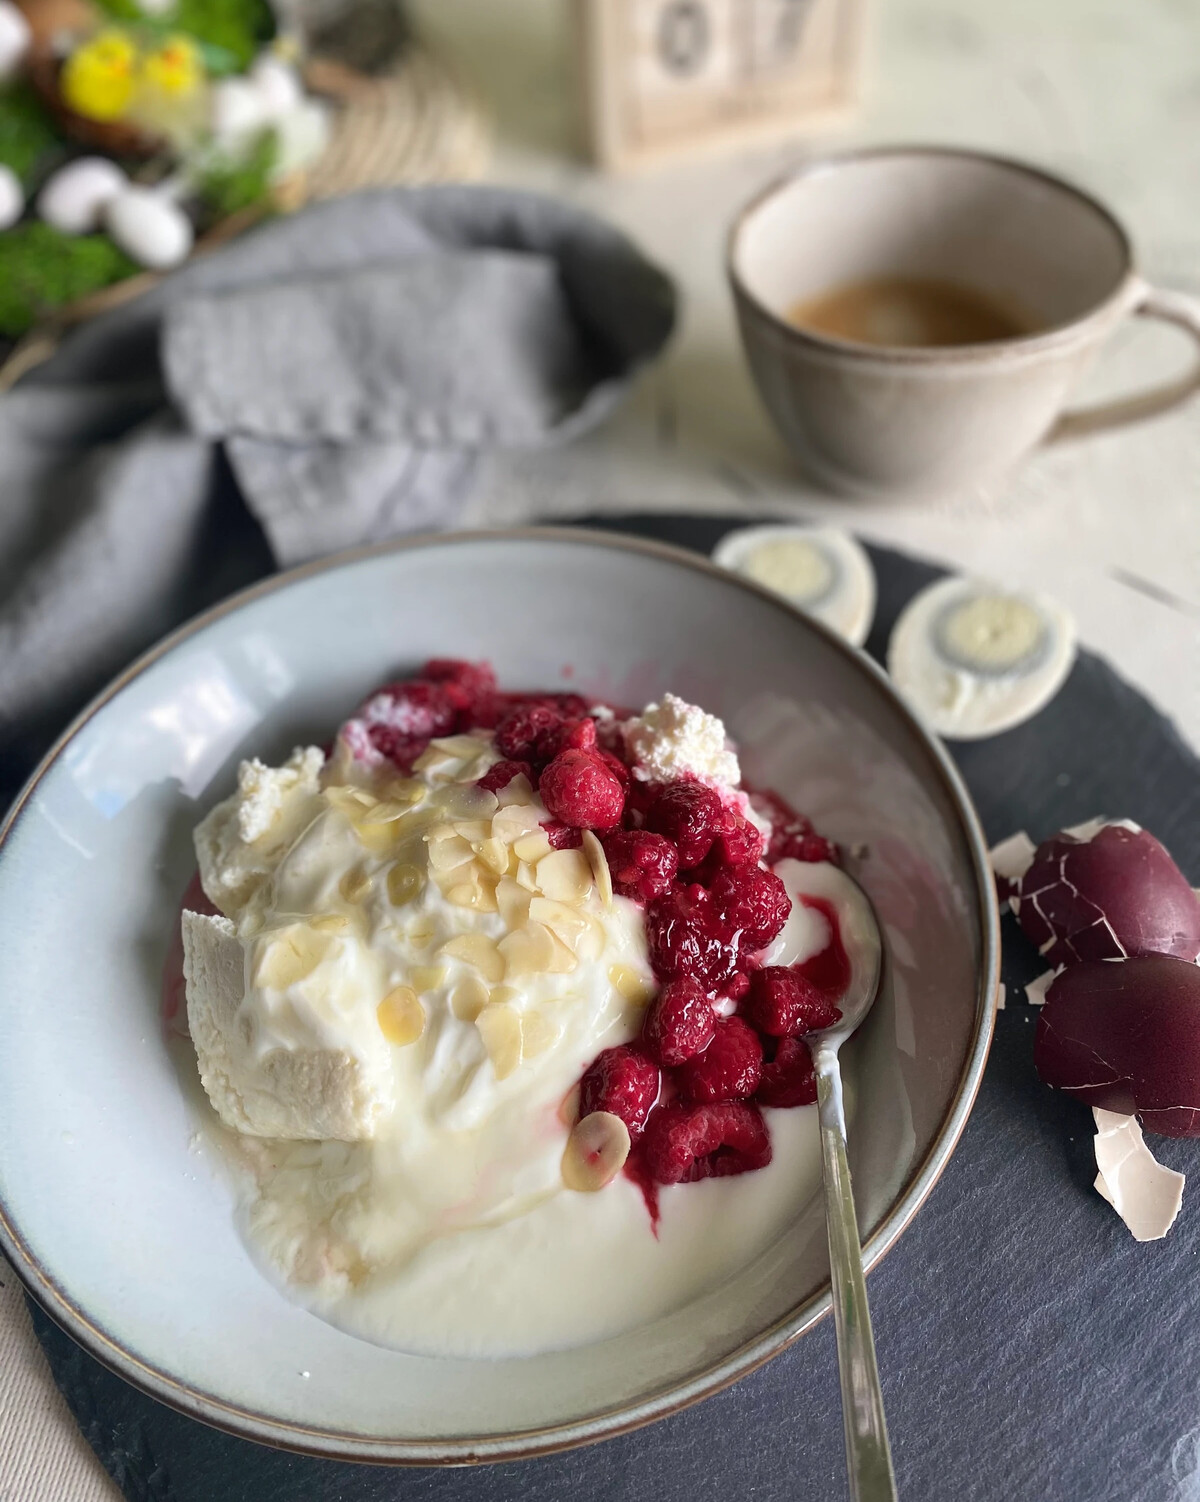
815, 1046, 898, 1502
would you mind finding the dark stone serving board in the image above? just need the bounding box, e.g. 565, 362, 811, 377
25, 514, 1200, 1502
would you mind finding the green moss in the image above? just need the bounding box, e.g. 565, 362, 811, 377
0, 223, 140, 338
0, 83, 62, 187
197, 128, 277, 219
93, 0, 276, 72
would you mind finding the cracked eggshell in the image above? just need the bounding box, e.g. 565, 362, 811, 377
103, 186, 193, 270
1092, 1108, 1184, 1242
1034, 955, 1200, 1136
0, 0, 31, 82
711, 525, 876, 647
886, 576, 1075, 739
0, 163, 22, 229
1014, 820, 1200, 967
37, 157, 128, 234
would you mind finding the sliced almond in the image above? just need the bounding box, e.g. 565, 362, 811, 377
496, 774, 534, 807
522, 1009, 561, 1058
529, 896, 591, 950
561, 1111, 630, 1192
582, 830, 613, 908
377, 985, 425, 1045
452, 819, 492, 844
476, 1004, 523, 1079
574, 913, 607, 962
488, 983, 522, 1007
409, 962, 448, 992
450, 974, 490, 1022
426, 832, 475, 873
323, 785, 378, 818
406, 916, 437, 949
386, 862, 425, 907
536, 848, 592, 902
253, 928, 327, 990
380, 777, 426, 806
360, 798, 417, 827
496, 876, 532, 930
515, 860, 538, 893
438, 783, 499, 821
499, 921, 558, 978
559, 1082, 581, 1127
609, 963, 656, 1007
429, 734, 490, 761
455, 754, 495, 784
514, 830, 554, 864
309, 913, 350, 934
337, 859, 370, 901
476, 836, 509, 876
492, 804, 544, 845
440, 933, 506, 983
444, 864, 499, 912
545, 930, 579, 974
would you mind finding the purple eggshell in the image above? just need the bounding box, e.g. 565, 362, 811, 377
1034, 954, 1200, 1136
1015, 823, 1200, 967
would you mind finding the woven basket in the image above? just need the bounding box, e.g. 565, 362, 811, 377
0, 41, 489, 391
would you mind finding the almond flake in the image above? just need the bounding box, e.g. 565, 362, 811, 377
455, 755, 495, 784
438, 783, 499, 820
559, 1082, 581, 1127
253, 929, 327, 990
529, 896, 591, 950
499, 922, 558, 977
452, 819, 492, 843
574, 914, 606, 962
492, 804, 544, 845
450, 975, 490, 1022
381, 777, 426, 806
536, 848, 592, 902
406, 917, 437, 948
515, 860, 538, 892
582, 830, 613, 907
488, 984, 522, 1007
496, 876, 532, 930
377, 985, 425, 1045
429, 734, 490, 761
426, 832, 475, 873
609, 963, 655, 1007
440, 934, 506, 983
360, 799, 416, 826
387, 862, 425, 907
338, 863, 372, 904
476, 837, 509, 875
496, 774, 534, 807
409, 963, 448, 992
476, 1005, 523, 1079
562, 1111, 630, 1191
444, 866, 499, 912
309, 913, 350, 934
514, 830, 554, 864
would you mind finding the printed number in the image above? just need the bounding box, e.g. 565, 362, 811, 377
656, 0, 711, 75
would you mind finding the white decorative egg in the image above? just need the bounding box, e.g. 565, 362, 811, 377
102, 186, 194, 271
37, 157, 128, 234
250, 55, 303, 120
0, 0, 31, 83
0, 162, 23, 230
210, 76, 269, 145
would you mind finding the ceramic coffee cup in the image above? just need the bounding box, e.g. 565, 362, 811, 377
728, 146, 1200, 498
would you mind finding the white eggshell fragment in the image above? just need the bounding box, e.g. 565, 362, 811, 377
0, 0, 31, 82
0, 162, 23, 230
1092, 1108, 1184, 1242
37, 157, 128, 234
250, 54, 303, 119
103, 186, 193, 270
712, 524, 877, 647
887, 576, 1076, 739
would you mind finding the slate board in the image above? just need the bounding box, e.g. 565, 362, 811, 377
25, 514, 1200, 1502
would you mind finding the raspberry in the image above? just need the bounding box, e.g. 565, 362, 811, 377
678, 1016, 763, 1103
601, 830, 679, 903
361, 680, 458, 740
642, 977, 717, 1066
646, 781, 731, 867
494, 702, 563, 761
711, 814, 766, 869
745, 966, 840, 1037
534, 716, 597, 762
642, 1102, 771, 1184
542, 820, 583, 850
756, 1036, 818, 1108
578, 1045, 660, 1141
596, 748, 631, 788
477, 758, 532, 794
645, 883, 741, 990
549, 693, 593, 717
725, 972, 751, 1002
539, 750, 625, 830
709, 866, 791, 951
419, 660, 498, 724
751, 790, 840, 867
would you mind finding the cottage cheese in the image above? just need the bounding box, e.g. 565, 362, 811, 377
622, 694, 741, 787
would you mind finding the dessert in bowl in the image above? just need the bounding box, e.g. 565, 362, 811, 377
0, 529, 997, 1459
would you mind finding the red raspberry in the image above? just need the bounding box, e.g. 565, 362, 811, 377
751, 790, 840, 868
419, 660, 498, 724
709, 866, 791, 951
745, 966, 840, 1037
578, 1045, 660, 1141
711, 814, 766, 869
601, 830, 679, 903
756, 1036, 818, 1108
539, 749, 625, 830
361, 680, 458, 740
642, 1102, 771, 1184
725, 971, 751, 1002
678, 1016, 763, 1103
534, 716, 597, 762
595, 748, 631, 788
477, 758, 532, 794
646, 781, 731, 867
494, 702, 563, 760
541, 820, 583, 850
642, 977, 717, 1066
645, 883, 741, 991
549, 693, 593, 717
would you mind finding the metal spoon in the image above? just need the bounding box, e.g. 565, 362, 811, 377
807, 870, 896, 1502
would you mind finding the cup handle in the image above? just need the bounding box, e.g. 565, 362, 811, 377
1047, 278, 1200, 442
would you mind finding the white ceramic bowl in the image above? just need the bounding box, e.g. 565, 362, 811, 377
0, 530, 998, 1462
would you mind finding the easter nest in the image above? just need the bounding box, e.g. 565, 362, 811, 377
0, 40, 489, 390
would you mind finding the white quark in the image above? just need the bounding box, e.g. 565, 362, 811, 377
182, 723, 827, 1357
622, 693, 740, 787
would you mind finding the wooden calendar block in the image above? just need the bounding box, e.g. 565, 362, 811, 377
577, 0, 866, 170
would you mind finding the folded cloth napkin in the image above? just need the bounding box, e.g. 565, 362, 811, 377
0, 185, 676, 784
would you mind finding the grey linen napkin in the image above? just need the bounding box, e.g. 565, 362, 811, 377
0, 185, 675, 772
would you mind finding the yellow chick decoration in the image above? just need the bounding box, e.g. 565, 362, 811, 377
60, 28, 138, 122
140, 35, 203, 99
